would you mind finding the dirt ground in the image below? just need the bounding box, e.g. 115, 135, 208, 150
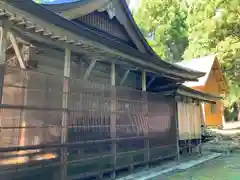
162, 129, 240, 180
118, 128, 240, 180
164, 153, 240, 180
202, 128, 240, 153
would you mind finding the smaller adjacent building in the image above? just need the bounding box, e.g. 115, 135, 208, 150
176, 55, 228, 128
155, 84, 220, 154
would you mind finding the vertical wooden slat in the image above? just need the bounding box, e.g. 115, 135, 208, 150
142, 70, 149, 165
110, 62, 117, 178
61, 47, 71, 180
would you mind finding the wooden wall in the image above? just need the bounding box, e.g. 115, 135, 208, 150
203, 69, 224, 127
192, 62, 224, 127
177, 102, 202, 140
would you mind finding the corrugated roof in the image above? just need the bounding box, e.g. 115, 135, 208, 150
176, 55, 216, 87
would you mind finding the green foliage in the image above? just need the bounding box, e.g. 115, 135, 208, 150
133, 0, 240, 108
33, 0, 41, 4
224, 83, 240, 121
184, 0, 240, 107
133, 0, 188, 62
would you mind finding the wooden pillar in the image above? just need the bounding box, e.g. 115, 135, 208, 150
61, 47, 71, 180
186, 99, 191, 155
197, 102, 203, 155
0, 21, 10, 149
175, 99, 180, 162
142, 70, 146, 92
142, 70, 149, 166
200, 102, 205, 155
0, 21, 9, 103
111, 62, 117, 179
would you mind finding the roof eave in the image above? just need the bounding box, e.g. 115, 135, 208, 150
177, 85, 221, 103
156, 84, 221, 103
120, 0, 157, 56
43, 0, 158, 57
1, 0, 203, 81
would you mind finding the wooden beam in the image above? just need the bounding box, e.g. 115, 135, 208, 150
154, 82, 179, 91
147, 77, 155, 89
0, 2, 201, 80
83, 59, 97, 80
120, 70, 130, 86
11, 26, 184, 81
8, 32, 26, 69
12, 27, 86, 55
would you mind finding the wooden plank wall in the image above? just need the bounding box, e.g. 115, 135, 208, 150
177, 102, 201, 140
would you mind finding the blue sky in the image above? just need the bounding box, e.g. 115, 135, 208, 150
129, 0, 139, 10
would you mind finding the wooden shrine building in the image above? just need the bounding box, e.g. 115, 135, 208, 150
0, 0, 206, 180
155, 84, 220, 155
177, 55, 228, 128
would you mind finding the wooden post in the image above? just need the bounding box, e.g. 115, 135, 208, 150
200, 103, 205, 155
0, 21, 10, 149
111, 62, 117, 179
175, 100, 180, 162
187, 100, 191, 156
61, 47, 71, 180
198, 102, 203, 156
142, 70, 146, 92
142, 70, 149, 166
0, 21, 9, 103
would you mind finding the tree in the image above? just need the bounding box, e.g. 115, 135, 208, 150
184, 0, 240, 107
133, 0, 188, 62
33, 0, 41, 3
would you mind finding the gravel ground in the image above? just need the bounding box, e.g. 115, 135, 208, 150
118, 129, 240, 180
154, 129, 240, 180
